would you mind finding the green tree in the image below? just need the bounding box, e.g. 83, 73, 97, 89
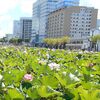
0, 37, 7, 44
44, 36, 70, 49
91, 35, 100, 43
24, 39, 30, 43
9, 38, 23, 45
91, 34, 100, 51
60, 36, 70, 49
17, 38, 23, 44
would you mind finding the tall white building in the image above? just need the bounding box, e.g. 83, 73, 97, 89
56, 0, 79, 9
13, 20, 21, 38
32, 0, 59, 43
20, 17, 32, 40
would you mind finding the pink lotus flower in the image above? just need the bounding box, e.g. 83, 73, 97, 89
88, 63, 96, 68
89, 63, 94, 67
23, 74, 33, 81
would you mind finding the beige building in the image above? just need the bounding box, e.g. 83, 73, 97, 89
47, 6, 98, 43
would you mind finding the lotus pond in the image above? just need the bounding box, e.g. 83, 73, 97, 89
0, 46, 100, 100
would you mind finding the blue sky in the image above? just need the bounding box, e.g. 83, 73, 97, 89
0, 0, 100, 38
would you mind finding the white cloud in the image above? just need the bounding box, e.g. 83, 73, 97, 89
0, 15, 12, 22
80, 0, 100, 18
20, 0, 35, 15
0, 0, 19, 37
0, 0, 36, 38
90, 0, 100, 18
0, 0, 19, 14
0, 30, 5, 37
0, 15, 13, 37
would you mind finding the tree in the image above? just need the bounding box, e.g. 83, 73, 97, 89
9, 38, 17, 44
0, 37, 7, 44
9, 38, 23, 45
91, 35, 100, 43
17, 38, 23, 44
60, 36, 70, 49
0, 38, 4, 42
44, 36, 70, 49
91, 34, 100, 51
24, 39, 30, 43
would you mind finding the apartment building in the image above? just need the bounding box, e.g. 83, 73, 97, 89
20, 17, 32, 40
47, 6, 98, 42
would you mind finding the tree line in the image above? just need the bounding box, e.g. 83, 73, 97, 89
0, 38, 30, 45
44, 36, 70, 49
